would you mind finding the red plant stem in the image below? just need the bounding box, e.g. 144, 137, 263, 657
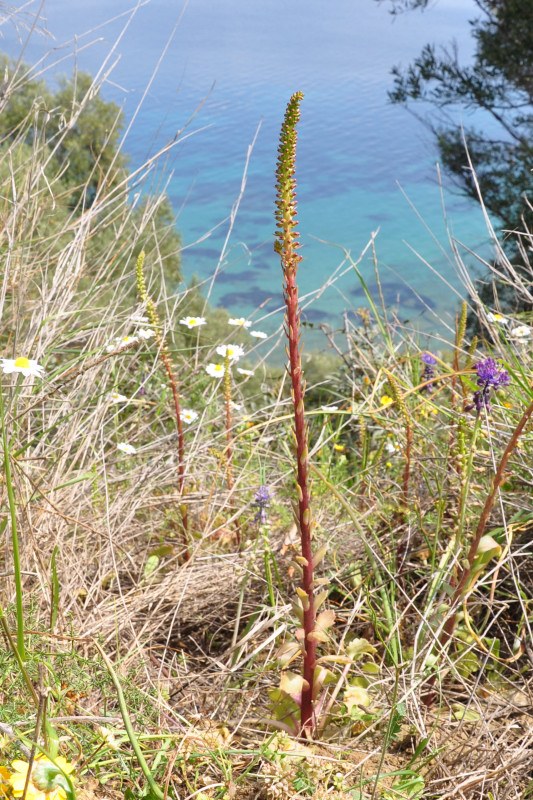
423, 397, 533, 705
284, 275, 316, 736
275, 92, 316, 736
135, 253, 190, 561
161, 351, 190, 561
402, 422, 412, 511
224, 356, 233, 487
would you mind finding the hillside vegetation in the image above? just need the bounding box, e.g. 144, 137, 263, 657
0, 36, 532, 800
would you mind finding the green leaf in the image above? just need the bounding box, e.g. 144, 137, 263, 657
451, 703, 480, 723
50, 546, 60, 631
346, 638, 378, 660
143, 555, 160, 580
344, 685, 370, 713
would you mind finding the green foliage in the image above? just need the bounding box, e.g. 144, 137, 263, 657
0, 52, 182, 319
385, 0, 533, 315
0, 60, 127, 208
375, 0, 429, 12
388, 1, 533, 231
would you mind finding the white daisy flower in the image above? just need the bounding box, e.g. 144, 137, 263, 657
215, 344, 245, 362
511, 324, 531, 338
385, 441, 400, 454
131, 314, 150, 324
109, 392, 128, 404
250, 330, 267, 339
230, 401, 244, 411
1, 357, 44, 378
106, 335, 139, 353
206, 363, 225, 378
228, 317, 252, 328
320, 405, 339, 412
237, 367, 254, 377
137, 328, 156, 340
117, 443, 136, 455
486, 312, 509, 326
180, 409, 199, 424
180, 316, 206, 329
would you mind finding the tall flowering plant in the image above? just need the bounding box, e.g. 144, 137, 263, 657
135, 252, 190, 561
274, 93, 333, 738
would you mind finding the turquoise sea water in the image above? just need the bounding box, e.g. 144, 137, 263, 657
1, 0, 491, 340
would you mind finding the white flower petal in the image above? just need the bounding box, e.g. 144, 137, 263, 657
486, 312, 509, 326
250, 330, 267, 339
117, 443, 136, 454
228, 317, 252, 328
137, 328, 156, 340
108, 335, 139, 351
206, 363, 225, 378
179, 316, 206, 328
215, 344, 245, 362
109, 392, 128, 404
511, 325, 531, 338
180, 408, 199, 424
1, 357, 44, 378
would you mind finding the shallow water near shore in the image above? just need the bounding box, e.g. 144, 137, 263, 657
2, 0, 492, 344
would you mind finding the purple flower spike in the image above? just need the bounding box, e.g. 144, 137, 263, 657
420, 352, 437, 393
467, 357, 510, 413
252, 485, 272, 525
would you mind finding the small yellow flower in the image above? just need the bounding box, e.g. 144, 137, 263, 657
0, 767, 11, 798
419, 403, 438, 418
333, 444, 345, 452
10, 756, 75, 800
380, 395, 393, 407
386, 461, 392, 468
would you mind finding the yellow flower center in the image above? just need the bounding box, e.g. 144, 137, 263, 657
14, 357, 30, 369
190, 318, 197, 325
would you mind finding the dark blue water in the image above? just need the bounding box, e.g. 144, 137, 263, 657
2, 0, 489, 337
